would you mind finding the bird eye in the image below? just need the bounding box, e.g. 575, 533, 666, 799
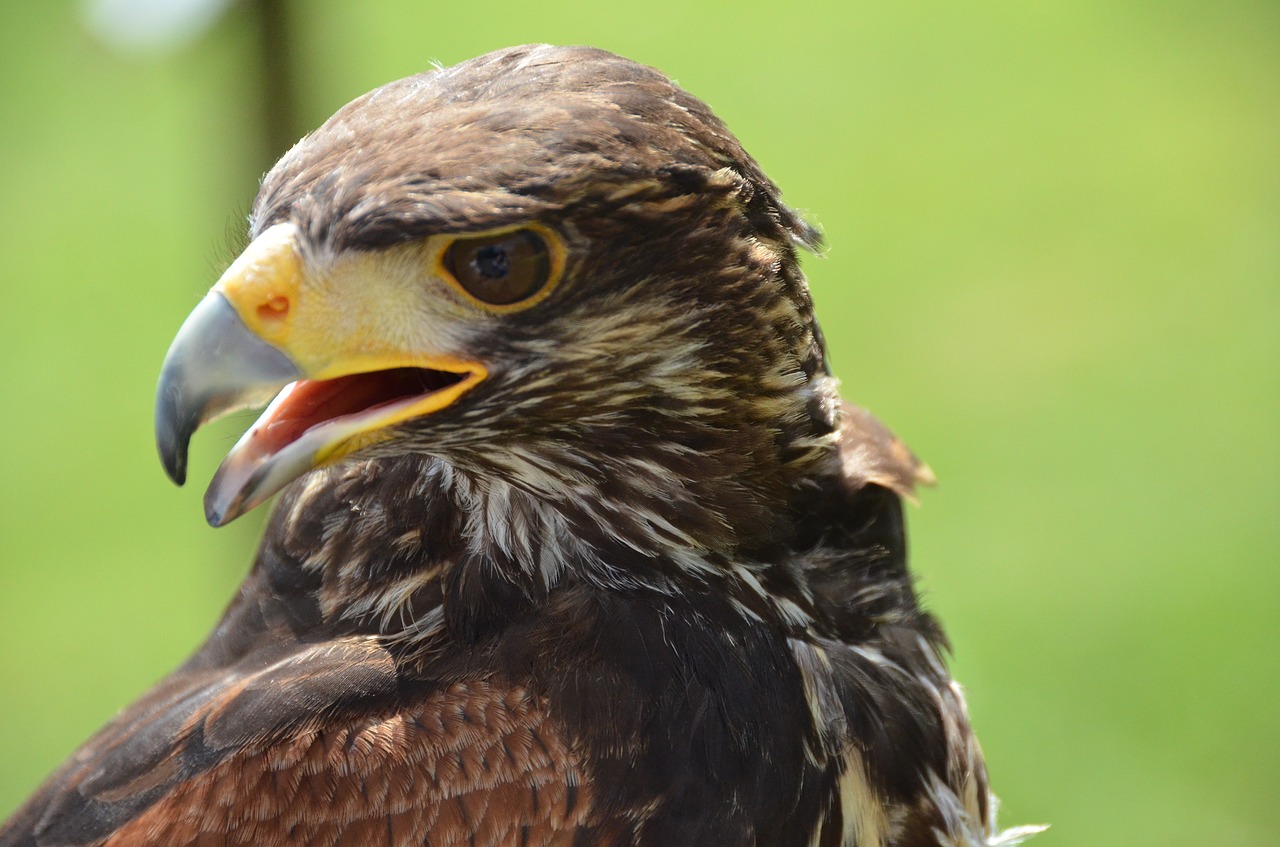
442, 229, 553, 307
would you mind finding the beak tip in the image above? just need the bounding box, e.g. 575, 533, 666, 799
153, 290, 300, 505
165, 462, 188, 487
155, 406, 191, 486
203, 481, 240, 528
203, 494, 227, 527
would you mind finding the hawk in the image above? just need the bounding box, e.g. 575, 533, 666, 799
1, 44, 1039, 847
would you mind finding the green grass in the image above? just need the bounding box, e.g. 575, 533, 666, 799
0, 2, 1276, 844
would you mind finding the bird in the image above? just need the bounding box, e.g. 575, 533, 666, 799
0, 44, 1041, 847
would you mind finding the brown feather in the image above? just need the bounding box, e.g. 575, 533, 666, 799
103, 682, 588, 847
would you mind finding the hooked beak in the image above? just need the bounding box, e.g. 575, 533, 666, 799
155, 292, 301, 487
155, 223, 486, 526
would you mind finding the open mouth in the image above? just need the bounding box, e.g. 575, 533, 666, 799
253, 366, 470, 457
203, 362, 485, 525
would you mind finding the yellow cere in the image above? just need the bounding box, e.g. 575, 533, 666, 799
213, 222, 304, 348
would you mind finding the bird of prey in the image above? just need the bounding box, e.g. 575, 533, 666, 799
1, 45, 1039, 847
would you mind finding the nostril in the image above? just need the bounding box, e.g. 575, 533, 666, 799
257, 295, 291, 322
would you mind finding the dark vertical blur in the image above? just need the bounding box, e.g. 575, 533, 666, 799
248, 0, 297, 175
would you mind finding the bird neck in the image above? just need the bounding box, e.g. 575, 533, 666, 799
265, 391, 844, 647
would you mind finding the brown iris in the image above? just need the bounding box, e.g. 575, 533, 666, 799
442, 229, 552, 306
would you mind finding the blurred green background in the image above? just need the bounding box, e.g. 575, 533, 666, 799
0, 1, 1276, 843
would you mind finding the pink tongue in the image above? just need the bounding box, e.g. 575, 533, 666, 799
250, 368, 461, 454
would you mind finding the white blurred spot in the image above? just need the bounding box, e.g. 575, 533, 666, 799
83, 0, 237, 53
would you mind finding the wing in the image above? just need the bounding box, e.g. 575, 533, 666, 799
97, 678, 587, 847
0, 568, 590, 847
801, 403, 939, 645
798, 404, 1000, 845
836, 402, 934, 500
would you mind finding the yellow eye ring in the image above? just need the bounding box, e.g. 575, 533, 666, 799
434, 223, 566, 313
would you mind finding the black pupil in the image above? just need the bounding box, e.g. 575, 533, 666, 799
472, 245, 509, 279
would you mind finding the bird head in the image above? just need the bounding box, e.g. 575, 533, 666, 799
156, 45, 837, 555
